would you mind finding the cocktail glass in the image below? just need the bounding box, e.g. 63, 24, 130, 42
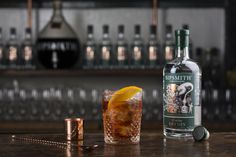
102, 87, 142, 144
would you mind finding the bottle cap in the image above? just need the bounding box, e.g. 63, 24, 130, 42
25, 27, 31, 34
175, 29, 190, 49
150, 25, 157, 35
192, 126, 210, 142
64, 118, 84, 141
10, 27, 16, 35
118, 25, 124, 34
87, 25, 93, 34
166, 24, 172, 33
134, 25, 141, 34
103, 25, 109, 34
182, 24, 189, 30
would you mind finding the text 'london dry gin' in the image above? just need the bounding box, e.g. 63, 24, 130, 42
163, 29, 201, 138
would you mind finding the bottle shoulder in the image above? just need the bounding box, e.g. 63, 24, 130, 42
132, 37, 144, 46
85, 38, 96, 46
7, 39, 18, 46
164, 58, 202, 74
148, 40, 159, 47
38, 18, 77, 39
22, 39, 33, 46
116, 38, 128, 46
100, 37, 112, 46
164, 37, 174, 45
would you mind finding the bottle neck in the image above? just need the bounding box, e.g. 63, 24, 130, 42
166, 33, 172, 40
103, 33, 109, 39
150, 34, 157, 40
52, 0, 63, 22
175, 30, 190, 59
134, 33, 141, 39
10, 34, 16, 40
87, 33, 93, 40
118, 33, 124, 39
25, 33, 31, 40
176, 47, 190, 59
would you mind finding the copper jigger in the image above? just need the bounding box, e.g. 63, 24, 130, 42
64, 118, 84, 141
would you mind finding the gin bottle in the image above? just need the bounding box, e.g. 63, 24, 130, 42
147, 25, 160, 68
21, 28, 35, 69
131, 25, 144, 68
0, 28, 5, 69
83, 25, 96, 69
163, 25, 174, 63
115, 25, 128, 68
99, 25, 112, 68
6, 28, 19, 68
163, 29, 201, 138
37, 0, 80, 69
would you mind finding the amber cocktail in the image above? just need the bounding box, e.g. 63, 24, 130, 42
102, 86, 142, 144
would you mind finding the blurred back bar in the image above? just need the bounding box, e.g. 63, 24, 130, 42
0, 0, 234, 133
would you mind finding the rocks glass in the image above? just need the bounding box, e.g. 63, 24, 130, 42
102, 88, 142, 144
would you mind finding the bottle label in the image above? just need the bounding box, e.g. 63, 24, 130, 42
102, 46, 110, 61
86, 46, 95, 61
9, 46, 18, 61
149, 46, 157, 61
23, 46, 33, 61
37, 40, 78, 52
117, 46, 126, 61
165, 46, 174, 61
133, 46, 142, 61
163, 73, 195, 129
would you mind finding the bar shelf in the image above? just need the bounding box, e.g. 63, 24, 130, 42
0, 0, 225, 9
0, 69, 163, 77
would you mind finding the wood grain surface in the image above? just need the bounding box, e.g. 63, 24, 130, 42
0, 132, 236, 157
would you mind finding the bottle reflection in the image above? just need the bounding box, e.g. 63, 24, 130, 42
163, 138, 210, 156
104, 144, 140, 157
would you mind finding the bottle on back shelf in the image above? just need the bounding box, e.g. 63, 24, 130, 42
37, 0, 80, 69
115, 25, 128, 69
209, 47, 221, 87
163, 25, 174, 63
195, 47, 204, 66
131, 25, 144, 68
6, 27, 19, 69
83, 25, 96, 69
202, 48, 212, 88
147, 25, 160, 68
99, 25, 112, 69
163, 29, 201, 138
182, 24, 193, 58
21, 27, 35, 69
0, 27, 5, 69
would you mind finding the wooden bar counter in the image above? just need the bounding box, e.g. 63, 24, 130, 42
0, 132, 236, 157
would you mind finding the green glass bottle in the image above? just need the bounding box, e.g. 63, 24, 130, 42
147, 25, 160, 68
163, 29, 201, 138
163, 25, 174, 63
131, 25, 144, 69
